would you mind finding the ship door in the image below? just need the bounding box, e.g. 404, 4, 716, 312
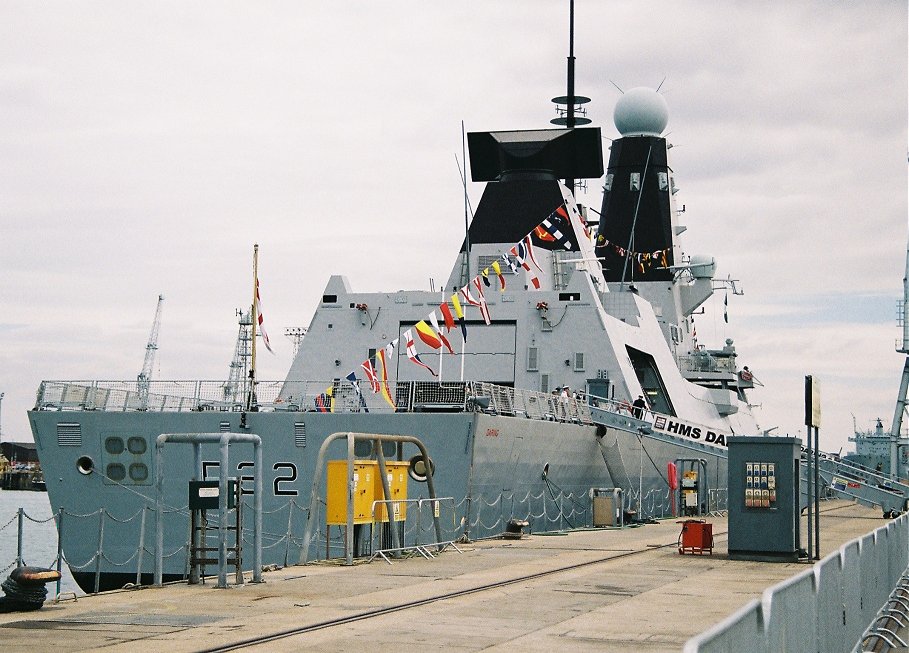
626, 346, 675, 416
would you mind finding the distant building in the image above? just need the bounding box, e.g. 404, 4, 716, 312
1, 442, 40, 466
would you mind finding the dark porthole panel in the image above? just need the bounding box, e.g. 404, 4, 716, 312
105, 437, 125, 455
106, 463, 126, 482
127, 437, 147, 455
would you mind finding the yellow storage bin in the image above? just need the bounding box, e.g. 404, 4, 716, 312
326, 460, 377, 525
373, 461, 409, 523
326, 460, 409, 525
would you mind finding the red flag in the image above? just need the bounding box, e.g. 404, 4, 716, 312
415, 320, 443, 350
510, 244, 541, 289
491, 260, 506, 290
255, 278, 274, 353
403, 329, 437, 376
361, 358, 380, 393
429, 311, 454, 354
460, 283, 481, 307
439, 302, 456, 332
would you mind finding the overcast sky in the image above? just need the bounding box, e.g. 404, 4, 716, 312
1, 1, 906, 455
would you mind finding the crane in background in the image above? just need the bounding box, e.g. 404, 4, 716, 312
891, 240, 909, 478
222, 308, 253, 403
137, 294, 164, 410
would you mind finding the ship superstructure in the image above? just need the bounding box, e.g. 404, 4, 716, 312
282, 91, 758, 435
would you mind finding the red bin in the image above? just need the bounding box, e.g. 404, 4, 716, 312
678, 519, 713, 555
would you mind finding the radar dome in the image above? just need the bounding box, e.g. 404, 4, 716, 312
613, 87, 669, 137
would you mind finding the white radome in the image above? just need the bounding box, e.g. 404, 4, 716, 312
613, 87, 669, 137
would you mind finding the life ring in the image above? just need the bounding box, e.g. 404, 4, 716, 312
740, 369, 753, 382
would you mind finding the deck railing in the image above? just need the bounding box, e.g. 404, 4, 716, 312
34, 380, 625, 428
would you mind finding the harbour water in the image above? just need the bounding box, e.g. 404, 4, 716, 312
0, 490, 81, 596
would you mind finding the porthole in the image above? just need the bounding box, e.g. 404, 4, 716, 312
408, 455, 435, 482
129, 463, 149, 482
127, 437, 147, 455
106, 463, 126, 482
104, 437, 124, 455
77, 456, 95, 475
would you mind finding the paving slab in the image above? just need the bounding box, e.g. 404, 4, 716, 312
0, 500, 892, 652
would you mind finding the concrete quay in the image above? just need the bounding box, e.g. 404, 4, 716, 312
0, 500, 890, 652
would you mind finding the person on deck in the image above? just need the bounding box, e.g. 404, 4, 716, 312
632, 394, 647, 419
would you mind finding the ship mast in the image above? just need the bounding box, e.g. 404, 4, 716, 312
550, 0, 590, 196
247, 244, 259, 411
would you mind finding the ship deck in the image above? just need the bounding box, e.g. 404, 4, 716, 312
0, 500, 891, 652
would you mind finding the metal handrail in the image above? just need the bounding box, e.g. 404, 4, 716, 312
33, 379, 602, 426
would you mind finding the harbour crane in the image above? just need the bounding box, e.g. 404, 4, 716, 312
890, 240, 909, 478
137, 294, 164, 410
222, 308, 253, 403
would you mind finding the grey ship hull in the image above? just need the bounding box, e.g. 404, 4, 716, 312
27, 408, 587, 590
30, 405, 726, 593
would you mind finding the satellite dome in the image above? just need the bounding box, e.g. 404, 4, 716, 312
613, 87, 669, 137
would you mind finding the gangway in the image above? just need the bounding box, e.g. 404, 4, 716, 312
804, 452, 909, 517
587, 393, 909, 517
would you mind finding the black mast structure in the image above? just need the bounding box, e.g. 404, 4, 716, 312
551, 0, 591, 196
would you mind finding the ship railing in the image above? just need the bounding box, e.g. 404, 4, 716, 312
35, 380, 597, 425
470, 382, 593, 424
35, 380, 283, 413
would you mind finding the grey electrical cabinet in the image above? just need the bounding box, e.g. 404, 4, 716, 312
727, 436, 801, 562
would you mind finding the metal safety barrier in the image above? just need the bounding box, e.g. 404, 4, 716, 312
367, 498, 462, 564
683, 512, 909, 653
2, 479, 623, 598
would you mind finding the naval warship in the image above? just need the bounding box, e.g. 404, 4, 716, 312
28, 87, 761, 592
